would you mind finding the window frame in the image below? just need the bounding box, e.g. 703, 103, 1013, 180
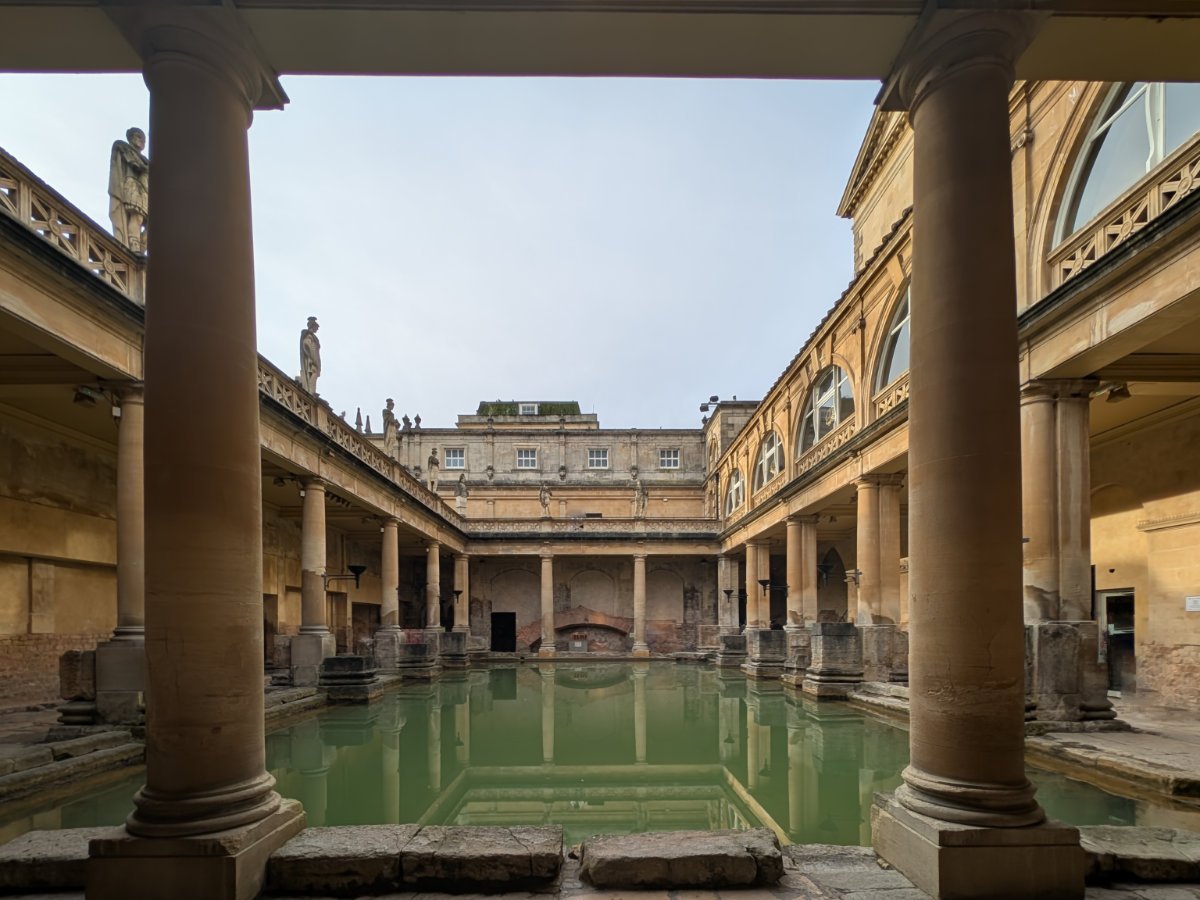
658, 448, 681, 469
875, 287, 911, 392
798, 365, 855, 455
443, 447, 466, 470
518, 403, 539, 416
515, 447, 539, 469
752, 431, 785, 492
587, 448, 610, 469
725, 469, 745, 516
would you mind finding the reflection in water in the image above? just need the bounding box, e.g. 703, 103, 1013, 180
2, 663, 1194, 845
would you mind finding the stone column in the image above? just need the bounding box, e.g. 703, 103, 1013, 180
872, 14, 1082, 899
1057, 384, 1093, 622
95, 385, 147, 724
632, 552, 649, 656
1021, 381, 1059, 623
539, 549, 555, 657
716, 555, 737, 634
425, 540, 441, 630
854, 477, 881, 624
374, 518, 402, 671
743, 542, 759, 632
452, 553, 470, 633
292, 478, 334, 685
785, 517, 804, 630
113, 384, 146, 640
88, 18, 303, 899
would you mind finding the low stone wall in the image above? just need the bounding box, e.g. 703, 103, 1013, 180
0, 633, 107, 704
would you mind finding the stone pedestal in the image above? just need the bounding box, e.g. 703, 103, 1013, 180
801, 623, 862, 700
95, 640, 146, 725
860, 624, 899, 685
714, 634, 747, 669
395, 642, 440, 680
781, 625, 812, 687
872, 794, 1084, 899
58, 650, 97, 727
698, 624, 721, 652
290, 633, 336, 687
1026, 622, 1118, 731
88, 800, 306, 900
440, 631, 468, 670
741, 629, 785, 680
319, 655, 382, 704
374, 629, 405, 672
889, 629, 909, 685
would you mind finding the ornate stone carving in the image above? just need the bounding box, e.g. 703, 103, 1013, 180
298, 317, 321, 394
875, 374, 910, 417
382, 399, 398, 458
796, 419, 856, 475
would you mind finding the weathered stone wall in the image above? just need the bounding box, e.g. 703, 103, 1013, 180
1091, 409, 1200, 709
0, 631, 107, 703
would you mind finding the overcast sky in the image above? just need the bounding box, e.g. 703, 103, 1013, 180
3, 74, 878, 429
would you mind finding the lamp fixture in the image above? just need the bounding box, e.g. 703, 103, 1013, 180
1105, 383, 1132, 403
323, 564, 368, 590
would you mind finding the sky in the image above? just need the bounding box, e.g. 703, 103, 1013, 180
2, 74, 878, 429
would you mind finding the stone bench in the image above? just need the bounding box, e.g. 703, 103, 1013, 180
579, 828, 783, 888
266, 824, 562, 895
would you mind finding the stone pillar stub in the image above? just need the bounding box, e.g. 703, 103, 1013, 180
801, 623, 862, 700
741, 628, 786, 681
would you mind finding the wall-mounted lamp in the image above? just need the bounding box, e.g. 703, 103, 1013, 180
845, 568, 862, 587
698, 395, 721, 413
72, 385, 99, 407
757, 578, 771, 598
323, 564, 368, 590
1105, 383, 1132, 403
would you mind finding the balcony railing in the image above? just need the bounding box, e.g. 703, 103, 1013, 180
467, 517, 720, 538
873, 372, 909, 418
0, 147, 145, 303
794, 417, 856, 476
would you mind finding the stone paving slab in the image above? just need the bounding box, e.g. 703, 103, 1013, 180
0, 826, 115, 892
1082, 826, 1200, 883
268, 825, 420, 896
579, 830, 783, 889
402, 826, 562, 890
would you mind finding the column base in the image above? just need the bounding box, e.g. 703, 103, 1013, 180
871, 793, 1084, 900
631, 642, 650, 658
538, 646, 557, 659
95, 639, 146, 725
291, 633, 335, 687
714, 633, 747, 669
439, 631, 469, 669
374, 629, 405, 672
741, 628, 785, 680
88, 799, 306, 900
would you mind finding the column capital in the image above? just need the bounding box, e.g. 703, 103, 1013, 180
786, 513, 821, 526
300, 477, 327, 493
114, 383, 145, 405
108, 6, 287, 112
1021, 378, 1099, 402
540, 546, 553, 560
880, 11, 1041, 113
427, 539, 440, 550
381, 516, 399, 528
632, 552, 648, 561
857, 473, 905, 490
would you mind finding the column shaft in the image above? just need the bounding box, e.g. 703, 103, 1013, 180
901, 38, 1041, 826
855, 478, 881, 624
540, 552, 555, 655
380, 519, 399, 629
114, 385, 145, 638
799, 517, 819, 624
132, 43, 279, 836
300, 480, 328, 634
1057, 389, 1092, 622
785, 518, 803, 629
879, 481, 903, 625
743, 542, 759, 632
632, 553, 649, 654
1021, 384, 1059, 622
717, 555, 737, 634
425, 541, 441, 629
453, 554, 470, 632
633, 669, 648, 764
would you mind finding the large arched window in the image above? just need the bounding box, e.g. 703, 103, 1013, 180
752, 432, 784, 491
725, 469, 744, 516
798, 366, 854, 453
875, 287, 910, 391
1062, 82, 1200, 238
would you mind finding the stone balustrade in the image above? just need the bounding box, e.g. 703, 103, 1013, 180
0, 147, 144, 303
465, 516, 719, 537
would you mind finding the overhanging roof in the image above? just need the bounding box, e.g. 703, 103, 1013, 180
2, 2, 1200, 82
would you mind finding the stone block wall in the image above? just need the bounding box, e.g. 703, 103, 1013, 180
0, 632, 107, 703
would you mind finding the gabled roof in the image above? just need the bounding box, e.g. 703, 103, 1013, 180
836, 107, 907, 220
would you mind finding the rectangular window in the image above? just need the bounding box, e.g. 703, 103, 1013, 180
588, 448, 609, 469
516, 448, 538, 469
659, 448, 680, 469
443, 448, 465, 469
519, 403, 539, 416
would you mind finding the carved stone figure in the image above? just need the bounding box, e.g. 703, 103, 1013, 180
427, 449, 440, 491
382, 399, 398, 458
108, 127, 149, 253
402, 414, 412, 432
539, 483, 551, 517
414, 414, 422, 429
455, 474, 469, 513
632, 479, 648, 518
299, 317, 321, 394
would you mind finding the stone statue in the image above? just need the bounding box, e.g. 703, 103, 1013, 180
382, 399, 398, 458
299, 317, 321, 394
414, 414, 422, 429
402, 414, 412, 432
427, 448, 440, 491
108, 127, 149, 253
539, 483, 551, 517
632, 479, 648, 518
455, 474, 469, 512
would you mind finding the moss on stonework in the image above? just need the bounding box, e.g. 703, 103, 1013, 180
476, 401, 582, 417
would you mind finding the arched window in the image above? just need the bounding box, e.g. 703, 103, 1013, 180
876, 287, 910, 391
752, 431, 784, 491
1061, 82, 1200, 238
725, 469, 744, 516
798, 366, 854, 454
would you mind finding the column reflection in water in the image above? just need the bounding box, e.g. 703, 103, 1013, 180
428, 690, 443, 792
632, 664, 648, 765
379, 698, 406, 824
540, 665, 556, 764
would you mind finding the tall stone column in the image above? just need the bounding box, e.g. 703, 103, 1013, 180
1021, 382, 1059, 623
782, 515, 818, 686
716, 555, 737, 634
785, 517, 804, 630
632, 552, 649, 656
88, 16, 303, 900
878, 478, 903, 625
292, 478, 333, 686
453, 553, 470, 633
742, 541, 759, 632
113, 384, 146, 640
1057, 384, 1094, 622
872, 14, 1083, 899
854, 477, 881, 624
539, 549, 555, 657
95, 385, 147, 724
425, 540, 441, 630
374, 518, 402, 671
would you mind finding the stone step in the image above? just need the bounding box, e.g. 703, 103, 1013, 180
853, 682, 910, 699
266, 824, 562, 895
49, 730, 134, 761
0, 743, 144, 803
579, 828, 783, 888
1081, 825, 1200, 883
0, 827, 116, 892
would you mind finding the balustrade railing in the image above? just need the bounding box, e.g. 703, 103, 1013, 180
0, 147, 144, 303
468, 517, 720, 537
873, 373, 909, 418
795, 417, 856, 476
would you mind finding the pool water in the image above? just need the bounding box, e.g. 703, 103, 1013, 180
1, 663, 1192, 846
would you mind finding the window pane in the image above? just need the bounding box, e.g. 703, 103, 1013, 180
800, 416, 816, 452
816, 369, 834, 396
1164, 82, 1200, 159
1069, 85, 1151, 232
880, 319, 910, 388
838, 377, 855, 420
817, 395, 836, 439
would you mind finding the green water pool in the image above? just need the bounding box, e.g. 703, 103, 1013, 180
2, 663, 1195, 846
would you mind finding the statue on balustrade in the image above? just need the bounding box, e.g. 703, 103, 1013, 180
382, 399, 398, 458
427, 448, 440, 491
539, 482, 551, 517
299, 317, 321, 394
455, 474, 469, 513
108, 127, 149, 253
632, 478, 648, 518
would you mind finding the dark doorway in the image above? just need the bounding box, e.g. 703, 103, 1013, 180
1100, 590, 1136, 695
491, 612, 517, 652
351, 603, 380, 655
